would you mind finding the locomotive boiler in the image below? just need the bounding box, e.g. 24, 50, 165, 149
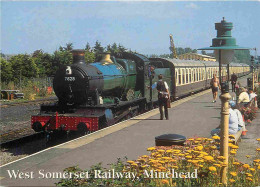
53, 50, 137, 106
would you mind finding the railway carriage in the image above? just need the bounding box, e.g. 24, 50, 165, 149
149, 58, 250, 100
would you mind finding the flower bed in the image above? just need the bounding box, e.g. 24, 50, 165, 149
56, 137, 260, 186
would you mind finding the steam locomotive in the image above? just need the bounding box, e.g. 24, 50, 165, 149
31, 50, 250, 135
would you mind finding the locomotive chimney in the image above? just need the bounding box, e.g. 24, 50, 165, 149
100, 53, 113, 64
71, 49, 86, 64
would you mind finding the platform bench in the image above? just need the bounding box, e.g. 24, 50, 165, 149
233, 129, 243, 145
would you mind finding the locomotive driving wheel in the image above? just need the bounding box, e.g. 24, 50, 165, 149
126, 89, 135, 101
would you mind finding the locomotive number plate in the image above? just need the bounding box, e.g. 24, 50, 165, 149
65, 77, 76, 81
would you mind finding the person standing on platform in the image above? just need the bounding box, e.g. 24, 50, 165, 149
230, 72, 238, 92
150, 74, 170, 120
210, 74, 220, 103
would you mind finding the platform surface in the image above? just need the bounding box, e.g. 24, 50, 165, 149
0, 75, 256, 186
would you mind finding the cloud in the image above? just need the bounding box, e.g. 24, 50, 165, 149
185, 3, 199, 9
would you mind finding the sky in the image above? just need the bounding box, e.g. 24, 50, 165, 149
1, 1, 260, 56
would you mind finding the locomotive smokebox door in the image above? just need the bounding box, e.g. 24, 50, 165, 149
155, 134, 186, 146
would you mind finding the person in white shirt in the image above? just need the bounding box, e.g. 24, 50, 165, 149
229, 100, 246, 132
210, 102, 239, 136
248, 88, 257, 101
248, 88, 258, 108
238, 87, 250, 104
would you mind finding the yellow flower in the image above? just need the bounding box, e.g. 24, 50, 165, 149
172, 165, 178, 169
217, 156, 225, 160
173, 150, 181, 154
229, 135, 235, 139
230, 172, 237, 177
246, 177, 253, 181
209, 166, 216, 172
185, 156, 192, 159
204, 156, 214, 161
199, 165, 203, 168
142, 155, 149, 158
200, 152, 208, 155
179, 154, 185, 157
253, 159, 260, 163
210, 146, 217, 150
232, 145, 239, 149
249, 168, 255, 172
166, 150, 174, 153
187, 138, 194, 141
246, 155, 251, 158
230, 150, 237, 155
147, 147, 156, 151
256, 148, 260, 152
246, 173, 253, 177
229, 179, 235, 183
243, 164, 250, 169
233, 162, 240, 165
127, 160, 135, 164
212, 136, 220, 140
161, 179, 169, 185
131, 163, 138, 167
196, 145, 203, 151
213, 164, 221, 168
162, 157, 171, 160
256, 138, 260, 141
228, 143, 235, 147
192, 160, 199, 164
158, 149, 165, 153
258, 165, 260, 170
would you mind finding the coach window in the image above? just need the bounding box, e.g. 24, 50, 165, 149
175, 70, 178, 85
189, 68, 191, 83
196, 68, 198, 81
191, 69, 194, 83
178, 69, 181, 85
182, 69, 185, 84
186, 69, 189, 83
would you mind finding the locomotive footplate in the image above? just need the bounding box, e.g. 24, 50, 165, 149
31, 98, 144, 134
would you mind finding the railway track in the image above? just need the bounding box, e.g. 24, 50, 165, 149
0, 97, 57, 108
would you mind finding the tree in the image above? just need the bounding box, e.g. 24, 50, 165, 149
85, 43, 91, 52
64, 43, 73, 51
32, 50, 53, 77
53, 50, 73, 66
0, 57, 12, 83
9, 54, 39, 83
84, 43, 95, 63
118, 44, 127, 53
192, 49, 198, 53
184, 47, 192, 54
93, 41, 104, 54
176, 47, 185, 55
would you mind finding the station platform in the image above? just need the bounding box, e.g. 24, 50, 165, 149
0, 75, 257, 186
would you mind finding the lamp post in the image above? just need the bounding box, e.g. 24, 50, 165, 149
198, 17, 249, 185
